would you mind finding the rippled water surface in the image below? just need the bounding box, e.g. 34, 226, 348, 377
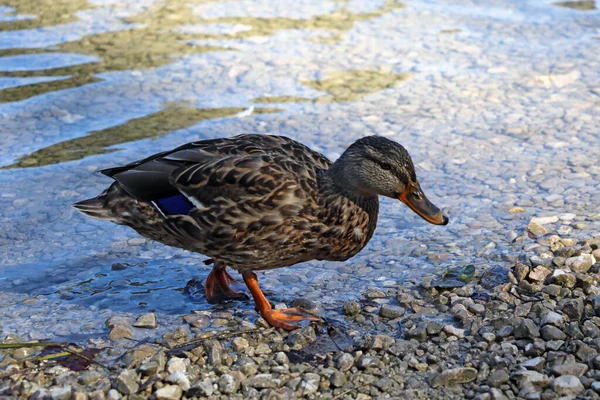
1, 0, 599, 339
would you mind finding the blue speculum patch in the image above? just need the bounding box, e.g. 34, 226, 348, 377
154, 194, 194, 215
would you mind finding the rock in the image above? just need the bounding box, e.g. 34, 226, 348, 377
232, 337, 249, 352
342, 300, 361, 316
166, 357, 187, 373
514, 263, 530, 282
286, 326, 316, 346
540, 325, 566, 341
219, 374, 240, 394
108, 325, 134, 340
515, 319, 540, 339
551, 363, 588, 377
531, 216, 558, 225
78, 371, 103, 386
405, 323, 428, 342
356, 355, 379, 369
187, 379, 214, 397
154, 385, 182, 400
550, 270, 577, 288
511, 370, 550, 389
443, 324, 465, 338
489, 388, 508, 400
552, 375, 584, 396
254, 343, 271, 355
330, 371, 347, 388
431, 367, 477, 388
593, 295, 600, 317
133, 313, 157, 329
487, 369, 510, 387
243, 373, 280, 389
528, 266, 551, 282
50, 386, 71, 400
166, 371, 190, 391
366, 334, 394, 350
122, 345, 156, 367
379, 304, 405, 319
540, 311, 564, 327
336, 353, 354, 372
527, 222, 547, 236
116, 370, 139, 395
274, 351, 289, 365
565, 254, 596, 273
522, 357, 545, 371
558, 298, 584, 321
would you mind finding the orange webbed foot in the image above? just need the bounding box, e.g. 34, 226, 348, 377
205, 265, 248, 303
242, 271, 321, 331
263, 307, 321, 330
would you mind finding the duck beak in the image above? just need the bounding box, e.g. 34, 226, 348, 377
398, 180, 449, 225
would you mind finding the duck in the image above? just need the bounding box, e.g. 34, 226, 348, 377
74, 134, 448, 330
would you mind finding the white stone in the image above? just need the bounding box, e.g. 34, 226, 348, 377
155, 385, 183, 400
531, 216, 559, 225
166, 371, 191, 391
167, 357, 187, 373
565, 254, 596, 273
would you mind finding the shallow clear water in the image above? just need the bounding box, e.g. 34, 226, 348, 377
1, 0, 599, 339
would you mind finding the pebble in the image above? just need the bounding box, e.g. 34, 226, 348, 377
527, 222, 547, 237
133, 313, 157, 329
154, 385, 183, 400
565, 254, 596, 273
551, 363, 588, 377
379, 304, 405, 318
552, 375, 584, 396
531, 216, 558, 225
431, 367, 477, 388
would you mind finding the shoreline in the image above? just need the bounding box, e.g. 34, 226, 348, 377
2, 223, 600, 399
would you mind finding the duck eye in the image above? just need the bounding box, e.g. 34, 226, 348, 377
380, 162, 392, 171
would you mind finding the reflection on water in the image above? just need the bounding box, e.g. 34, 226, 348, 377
4, 104, 281, 169
0, 0, 96, 31
0, 0, 404, 103
253, 70, 411, 104
553, 0, 597, 10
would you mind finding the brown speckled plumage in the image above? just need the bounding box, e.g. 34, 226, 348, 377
75, 134, 448, 329
75, 134, 380, 271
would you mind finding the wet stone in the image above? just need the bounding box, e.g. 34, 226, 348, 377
286, 326, 316, 346
133, 313, 157, 329
379, 304, 405, 319
108, 325, 134, 340
558, 298, 584, 321
342, 300, 361, 316
527, 222, 547, 237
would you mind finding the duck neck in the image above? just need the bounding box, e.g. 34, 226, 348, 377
320, 162, 380, 237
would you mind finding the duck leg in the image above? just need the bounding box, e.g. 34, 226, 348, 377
242, 271, 320, 330
205, 261, 248, 303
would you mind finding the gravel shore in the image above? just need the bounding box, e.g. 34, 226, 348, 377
3, 224, 600, 399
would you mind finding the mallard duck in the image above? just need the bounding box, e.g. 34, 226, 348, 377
74, 134, 448, 330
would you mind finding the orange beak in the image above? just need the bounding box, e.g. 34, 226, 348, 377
399, 180, 449, 225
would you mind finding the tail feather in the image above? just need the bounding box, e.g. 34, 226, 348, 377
72, 189, 116, 222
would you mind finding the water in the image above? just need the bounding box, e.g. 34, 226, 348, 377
1, 0, 599, 339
